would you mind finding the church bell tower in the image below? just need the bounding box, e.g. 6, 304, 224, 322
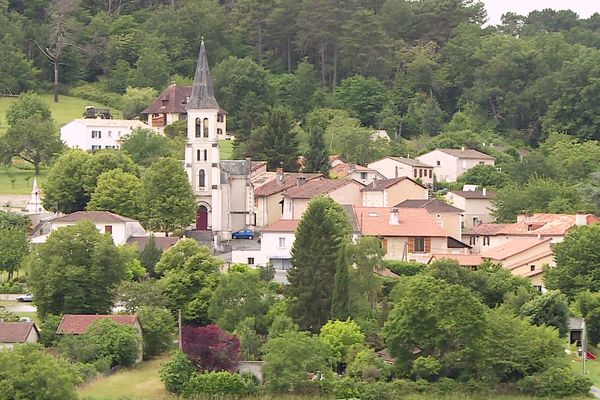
185, 38, 222, 232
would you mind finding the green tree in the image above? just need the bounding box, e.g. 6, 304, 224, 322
0, 226, 28, 280
519, 290, 570, 337
121, 128, 171, 167
0, 34, 36, 93
86, 318, 140, 367
140, 157, 196, 234
121, 86, 159, 119
457, 164, 510, 189
574, 291, 600, 345
261, 331, 331, 393
268, 314, 299, 339
115, 280, 167, 313
319, 319, 365, 364
5, 91, 52, 127
304, 125, 329, 174
247, 107, 299, 171
336, 75, 389, 126
347, 236, 385, 316
0, 211, 29, 230
208, 268, 267, 332
130, 37, 171, 91
87, 169, 142, 219
28, 221, 126, 318
155, 239, 220, 324
82, 150, 139, 197
234, 317, 262, 361
1, 115, 63, 175
137, 306, 175, 360
0, 344, 79, 400
326, 115, 386, 164
545, 225, 600, 298
42, 149, 91, 214
287, 196, 351, 332
160, 350, 196, 394
139, 236, 163, 278
331, 248, 350, 321
346, 347, 389, 381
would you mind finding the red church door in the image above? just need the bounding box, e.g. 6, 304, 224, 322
196, 206, 208, 230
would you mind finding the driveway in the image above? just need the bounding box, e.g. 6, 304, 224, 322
0, 294, 37, 313
591, 386, 600, 399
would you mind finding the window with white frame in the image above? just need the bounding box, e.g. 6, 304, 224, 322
278, 237, 286, 248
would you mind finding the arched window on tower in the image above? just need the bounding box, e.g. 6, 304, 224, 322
195, 118, 202, 138
198, 169, 206, 189
203, 118, 209, 138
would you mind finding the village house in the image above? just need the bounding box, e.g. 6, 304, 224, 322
141, 82, 228, 138
361, 177, 428, 208
353, 206, 471, 264
416, 148, 495, 183
329, 162, 385, 186
446, 188, 496, 230
329, 155, 346, 168
31, 211, 147, 245
56, 314, 144, 363
464, 213, 600, 253
0, 322, 39, 349
60, 118, 151, 151
367, 156, 434, 187
254, 169, 323, 227
282, 179, 364, 220
481, 238, 554, 291
395, 198, 464, 240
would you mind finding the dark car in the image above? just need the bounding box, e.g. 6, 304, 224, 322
231, 229, 255, 240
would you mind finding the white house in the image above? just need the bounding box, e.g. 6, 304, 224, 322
416, 148, 495, 183
32, 211, 146, 245
368, 156, 434, 187
60, 119, 152, 151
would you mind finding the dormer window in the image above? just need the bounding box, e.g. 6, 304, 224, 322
161, 99, 168, 107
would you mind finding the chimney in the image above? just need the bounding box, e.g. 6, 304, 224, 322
575, 213, 588, 226
296, 177, 306, 187
517, 213, 533, 223
389, 208, 399, 225
482, 187, 487, 197
276, 168, 284, 183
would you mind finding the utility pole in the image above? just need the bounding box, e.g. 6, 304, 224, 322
178, 309, 182, 351
583, 318, 587, 375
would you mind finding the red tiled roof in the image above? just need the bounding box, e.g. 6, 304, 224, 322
429, 254, 484, 266
354, 206, 448, 237
481, 238, 552, 261
369, 156, 432, 168
0, 322, 38, 343
450, 190, 496, 200
376, 268, 400, 278
254, 173, 323, 197
362, 177, 426, 192
284, 179, 363, 199
435, 148, 495, 160
467, 214, 600, 237
52, 211, 137, 224
142, 84, 227, 115
262, 219, 299, 233
329, 162, 375, 178
251, 161, 268, 172
395, 199, 463, 213
57, 315, 139, 335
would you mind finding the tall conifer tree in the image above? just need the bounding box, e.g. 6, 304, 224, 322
304, 125, 329, 174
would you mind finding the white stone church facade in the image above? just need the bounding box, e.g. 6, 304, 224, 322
183, 39, 255, 240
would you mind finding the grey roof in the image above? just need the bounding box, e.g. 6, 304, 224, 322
450, 190, 496, 200
569, 317, 584, 331
187, 39, 220, 110
437, 148, 495, 160
361, 177, 426, 192
220, 160, 251, 183
381, 156, 432, 168
395, 199, 463, 213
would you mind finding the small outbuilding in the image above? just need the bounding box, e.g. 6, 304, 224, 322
0, 321, 39, 349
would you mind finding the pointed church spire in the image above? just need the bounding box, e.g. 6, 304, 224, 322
187, 38, 220, 110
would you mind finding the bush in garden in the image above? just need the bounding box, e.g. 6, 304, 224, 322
346, 348, 389, 381
182, 324, 240, 372
183, 371, 257, 397
137, 306, 175, 360
517, 367, 592, 397
411, 355, 441, 382
160, 350, 196, 394
86, 319, 140, 367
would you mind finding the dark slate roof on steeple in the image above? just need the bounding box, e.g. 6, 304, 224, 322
187, 39, 220, 110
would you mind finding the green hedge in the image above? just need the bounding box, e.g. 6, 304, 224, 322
183, 371, 258, 397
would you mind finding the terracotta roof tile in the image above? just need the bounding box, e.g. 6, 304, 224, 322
52, 211, 137, 224
481, 238, 552, 260
57, 315, 139, 335
330, 162, 375, 178
429, 254, 484, 266
284, 179, 362, 199
262, 219, 299, 233
354, 206, 448, 237
362, 177, 425, 192
142, 84, 228, 115
395, 199, 463, 213
0, 322, 38, 343
370, 156, 432, 168
467, 214, 600, 237
254, 173, 323, 197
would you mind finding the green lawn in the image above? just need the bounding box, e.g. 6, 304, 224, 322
219, 138, 234, 159
0, 166, 48, 195
0, 94, 120, 132
570, 351, 600, 387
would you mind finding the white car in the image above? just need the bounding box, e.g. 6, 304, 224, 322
16, 293, 33, 302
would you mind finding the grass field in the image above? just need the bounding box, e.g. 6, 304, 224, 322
0, 94, 120, 131
219, 138, 234, 159
0, 167, 48, 195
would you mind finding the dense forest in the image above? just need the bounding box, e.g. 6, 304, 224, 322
2, 0, 600, 220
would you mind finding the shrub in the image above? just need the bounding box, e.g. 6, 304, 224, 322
38, 314, 63, 347
70, 83, 123, 109
331, 376, 362, 399
183, 371, 257, 397
73, 362, 99, 382
137, 306, 175, 360
361, 381, 396, 400
160, 350, 196, 394
86, 319, 140, 367
0, 281, 25, 294
346, 348, 388, 381
384, 260, 426, 276
182, 325, 240, 372
517, 367, 592, 397
412, 355, 441, 381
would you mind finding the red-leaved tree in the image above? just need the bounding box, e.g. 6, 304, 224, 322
181, 324, 240, 372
